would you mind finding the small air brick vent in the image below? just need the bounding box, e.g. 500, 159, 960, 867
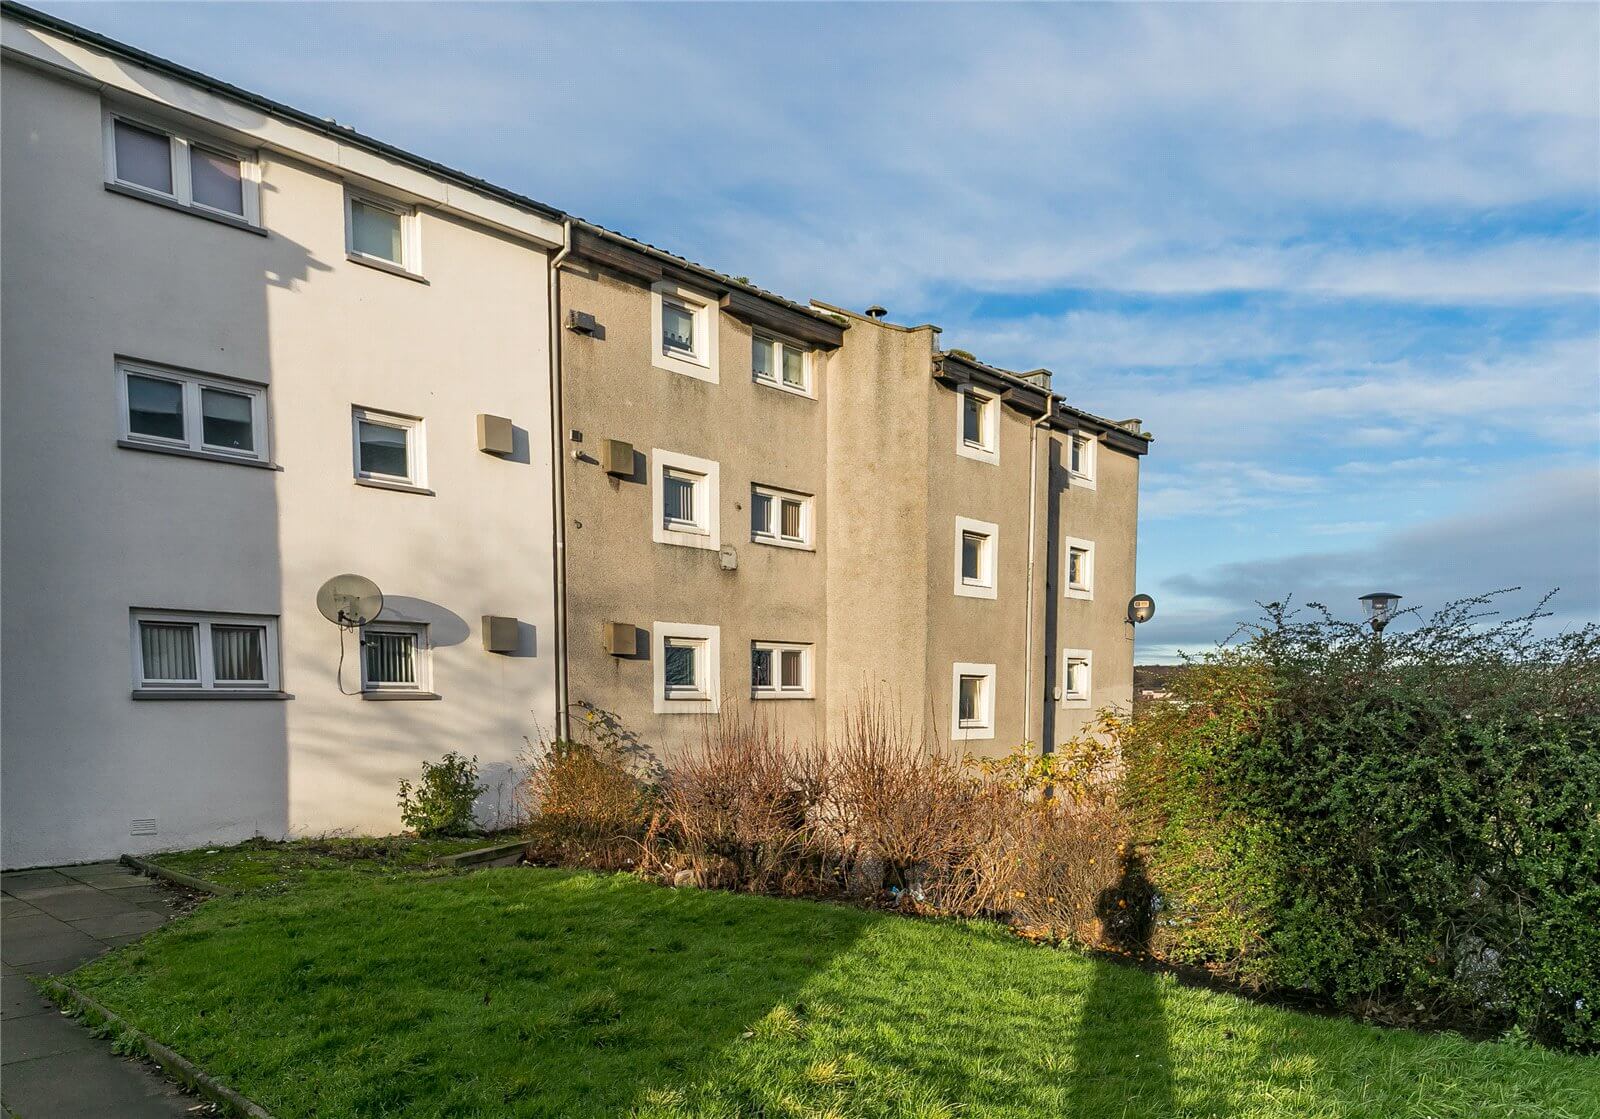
130, 818, 158, 837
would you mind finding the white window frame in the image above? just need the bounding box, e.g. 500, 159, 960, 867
102, 106, 262, 227
650, 281, 719, 382
1060, 648, 1093, 708
652, 621, 721, 714
750, 484, 815, 550
344, 188, 422, 275
352, 406, 427, 490
359, 621, 432, 694
751, 641, 814, 700
651, 449, 720, 550
130, 609, 280, 693
1063, 536, 1095, 600
1068, 431, 1098, 489
752, 333, 815, 398
117, 359, 270, 463
951, 662, 997, 742
953, 516, 999, 600
956, 385, 1000, 465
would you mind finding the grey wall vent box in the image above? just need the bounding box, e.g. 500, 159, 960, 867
477, 414, 514, 456
603, 622, 637, 657
602, 438, 634, 477
567, 309, 598, 335
482, 615, 519, 653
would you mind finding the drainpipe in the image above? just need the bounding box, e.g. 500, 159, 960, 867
548, 220, 574, 742
1021, 409, 1052, 747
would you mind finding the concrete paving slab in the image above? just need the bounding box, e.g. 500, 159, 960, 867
9, 947, 110, 977
27, 886, 144, 922
1, 1044, 197, 1118
69, 910, 169, 940
0, 871, 73, 898
1, 1008, 102, 1064
1, 975, 50, 1020
0, 896, 41, 919
0, 914, 103, 967
56, 863, 125, 881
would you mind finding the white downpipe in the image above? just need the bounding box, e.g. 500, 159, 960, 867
1022, 411, 1052, 747
548, 221, 574, 741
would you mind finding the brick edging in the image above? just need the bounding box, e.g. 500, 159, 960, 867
39, 979, 277, 1119
119, 853, 233, 896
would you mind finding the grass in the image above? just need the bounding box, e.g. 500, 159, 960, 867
69, 863, 1599, 1118
151, 835, 496, 891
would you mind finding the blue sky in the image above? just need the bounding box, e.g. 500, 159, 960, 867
45, 2, 1600, 659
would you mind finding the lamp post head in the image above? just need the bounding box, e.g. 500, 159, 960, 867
1128, 593, 1156, 625
1359, 592, 1401, 634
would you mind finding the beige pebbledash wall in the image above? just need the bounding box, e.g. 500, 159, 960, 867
1, 42, 560, 867
558, 260, 833, 756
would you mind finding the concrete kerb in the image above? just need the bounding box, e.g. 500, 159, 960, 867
430, 839, 530, 869
118, 854, 233, 897
38, 978, 277, 1119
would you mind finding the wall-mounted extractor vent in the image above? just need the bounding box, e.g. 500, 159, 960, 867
130, 818, 158, 837
566, 309, 598, 335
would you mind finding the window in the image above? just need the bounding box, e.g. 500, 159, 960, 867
652, 622, 721, 714
956, 386, 999, 464
751, 641, 813, 699
130, 610, 279, 694
1060, 649, 1093, 708
951, 662, 996, 741
752, 334, 813, 396
104, 111, 259, 225
352, 407, 427, 491
1068, 431, 1097, 487
118, 360, 269, 463
750, 484, 814, 549
650, 281, 719, 382
1063, 536, 1095, 600
651, 449, 720, 550
953, 516, 999, 599
345, 190, 420, 275
360, 622, 432, 695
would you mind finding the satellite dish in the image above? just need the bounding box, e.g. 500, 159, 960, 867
316, 574, 384, 629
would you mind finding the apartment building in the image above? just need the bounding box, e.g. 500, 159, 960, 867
1, 3, 1148, 867
1, 5, 564, 866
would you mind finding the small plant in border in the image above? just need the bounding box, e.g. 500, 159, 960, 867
397, 751, 483, 837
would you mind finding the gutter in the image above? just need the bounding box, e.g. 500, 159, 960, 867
1022, 411, 1053, 746
548, 221, 574, 742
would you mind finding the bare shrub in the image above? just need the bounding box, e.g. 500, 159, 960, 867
520, 703, 660, 869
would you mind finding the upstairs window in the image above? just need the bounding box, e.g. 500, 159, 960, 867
953, 516, 999, 599
957, 386, 999, 463
752, 641, 813, 698
753, 334, 812, 396
345, 191, 420, 275
651, 450, 720, 550
131, 610, 279, 694
663, 467, 703, 533
1069, 432, 1097, 487
650, 282, 719, 382
1064, 536, 1095, 600
352, 407, 427, 491
119, 360, 269, 464
104, 111, 259, 226
750, 484, 814, 550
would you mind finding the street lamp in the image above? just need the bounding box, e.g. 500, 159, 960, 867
1359, 592, 1401, 634
1128, 593, 1156, 625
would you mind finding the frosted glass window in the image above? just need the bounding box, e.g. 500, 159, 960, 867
114, 120, 173, 194
191, 146, 244, 215
351, 199, 404, 263
782, 347, 805, 388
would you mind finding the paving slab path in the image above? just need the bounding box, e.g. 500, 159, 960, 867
1, 862, 207, 1118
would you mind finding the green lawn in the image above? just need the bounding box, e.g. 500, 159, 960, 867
152, 835, 494, 891
70, 866, 1598, 1119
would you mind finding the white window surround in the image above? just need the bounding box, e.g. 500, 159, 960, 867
1060, 648, 1093, 708
651, 280, 720, 382
1068, 431, 1098, 489
951, 661, 997, 742
953, 515, 1000, 600
956, 385, 1000, 465
652, 622, 722, 714
344, 187, 422, 276
117, 359, 270, 463
359, 621, 432, 694
352, 406, 428, 491
1063, 535, 1095, 601
130, 609, 280, 693
651, 449, 720, 550
752, 333, 815, 398
751, 641, 814, 700
750, 484, 814, 550
102, 106, 262, 227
